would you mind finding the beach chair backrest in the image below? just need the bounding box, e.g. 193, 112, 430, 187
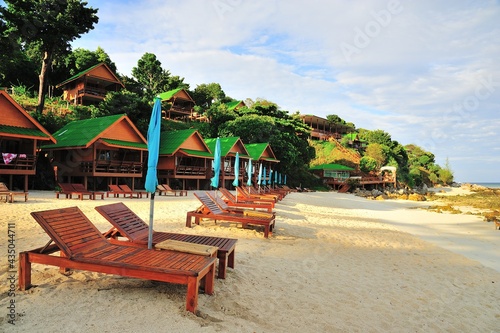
236, 186, 250, 197
193, 192, 225, 215
219, 188, 237, 202
108, 184, 122, 192
58, 183, 76, 193
119, 184, 133, 192
72, 183, 90, 192
207, 191, 230, 210
30, 207, 107, 258
0, 182, 9, 192
95, 202, 150, 241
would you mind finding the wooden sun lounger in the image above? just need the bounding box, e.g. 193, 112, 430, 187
95, 202, 237, 279
247, 186, 282, 201
157, 184, 187, 196
107, 184, 141, 198
236, 186, 277, 203
187, 192, 276, 238
218, 188, 274, 211
71, 183, 105, 200
119, 184, 149, 198
56, 183, 93, 200
0, 182, 28, 203
20, 206, 216, 313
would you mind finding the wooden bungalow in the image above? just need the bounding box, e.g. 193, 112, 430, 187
157, 129, 213, 190
244, 143, 280, 185
343, 132, 367, 151
310, 163, 355, 189
204, 137, 250, 189
55, 63, 124, 106
301, 114, 352, 141
225, 100, 245, 111
41, 114, 147, 190
159, 88, 196, 121
0, 90, 56, 191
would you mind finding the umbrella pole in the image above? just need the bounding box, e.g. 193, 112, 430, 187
148, 193, 155, 249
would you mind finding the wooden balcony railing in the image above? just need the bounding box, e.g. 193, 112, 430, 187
80, 160, 143, 174
0, 154, 36, 171
77, 87, 107, 98
175, 165, 207, 175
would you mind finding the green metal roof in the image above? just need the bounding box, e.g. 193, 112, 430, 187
225, 100, 243, 111
0, 124, 51, 139
244, 143, 269, 160
204, 137, 238, 157
158, 88, 184, 101
310, 163, 354, 171
56, 63, 103, 88
180, 149, 213, 158
158, 129, 198, 155
101, 138, 147, 150
42, 114, 125, 149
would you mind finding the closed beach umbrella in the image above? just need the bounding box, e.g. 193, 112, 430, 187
279, 173, 282, 185
257, 163, 262, 187
145, 97, 162, 249
232, 152, 239, 187
274, 169, 278, 187
263, 166, 267, 185
284, 174, 287, 185
246, 158, 253, 186
210, 137, 221, 189
269, 168, 273, 186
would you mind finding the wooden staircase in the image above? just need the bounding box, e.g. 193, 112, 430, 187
328, 137, 361, 164
338, 183, 350, 193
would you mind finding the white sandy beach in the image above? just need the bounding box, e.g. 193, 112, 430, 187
1, 189, 499, 332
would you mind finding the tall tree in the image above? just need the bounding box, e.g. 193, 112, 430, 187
1, 0, 98, 113
191, 83, 226, 109
131, 53, 188, 99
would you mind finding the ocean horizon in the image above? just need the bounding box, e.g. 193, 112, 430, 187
464, 182, 500, 189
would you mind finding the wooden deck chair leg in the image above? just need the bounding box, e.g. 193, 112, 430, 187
228, 248, 235, 269
186, 214, 193, 227
203, 262, 215, 295
186, 277, 200, 313
59, 251, 69, 274
18, 252, 31, 291
218, 256, 227, 279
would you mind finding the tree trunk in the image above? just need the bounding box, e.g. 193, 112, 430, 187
37, 51, 52, 114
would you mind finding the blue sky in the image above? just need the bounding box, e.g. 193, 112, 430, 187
18, 0, 500, 182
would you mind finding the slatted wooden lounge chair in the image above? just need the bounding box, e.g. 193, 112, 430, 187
247, 186, 282, 201
157, 184, 187, 196
218, 188, 274, 211
262, 185, 288, 198
95, 202, 237, 279
56, 183, 92, 200
20, 206, 216, 313
0, 182, 28, 203
236, 186, 277, 203
107, 184, 141, 198
187, 192, 276, 238
71, 183, 105, 200
207, 192, 276, 221
156, 184, 182, 196
118, 184, 149, 198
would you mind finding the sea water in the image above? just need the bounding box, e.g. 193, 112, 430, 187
469, 182, 500, 189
